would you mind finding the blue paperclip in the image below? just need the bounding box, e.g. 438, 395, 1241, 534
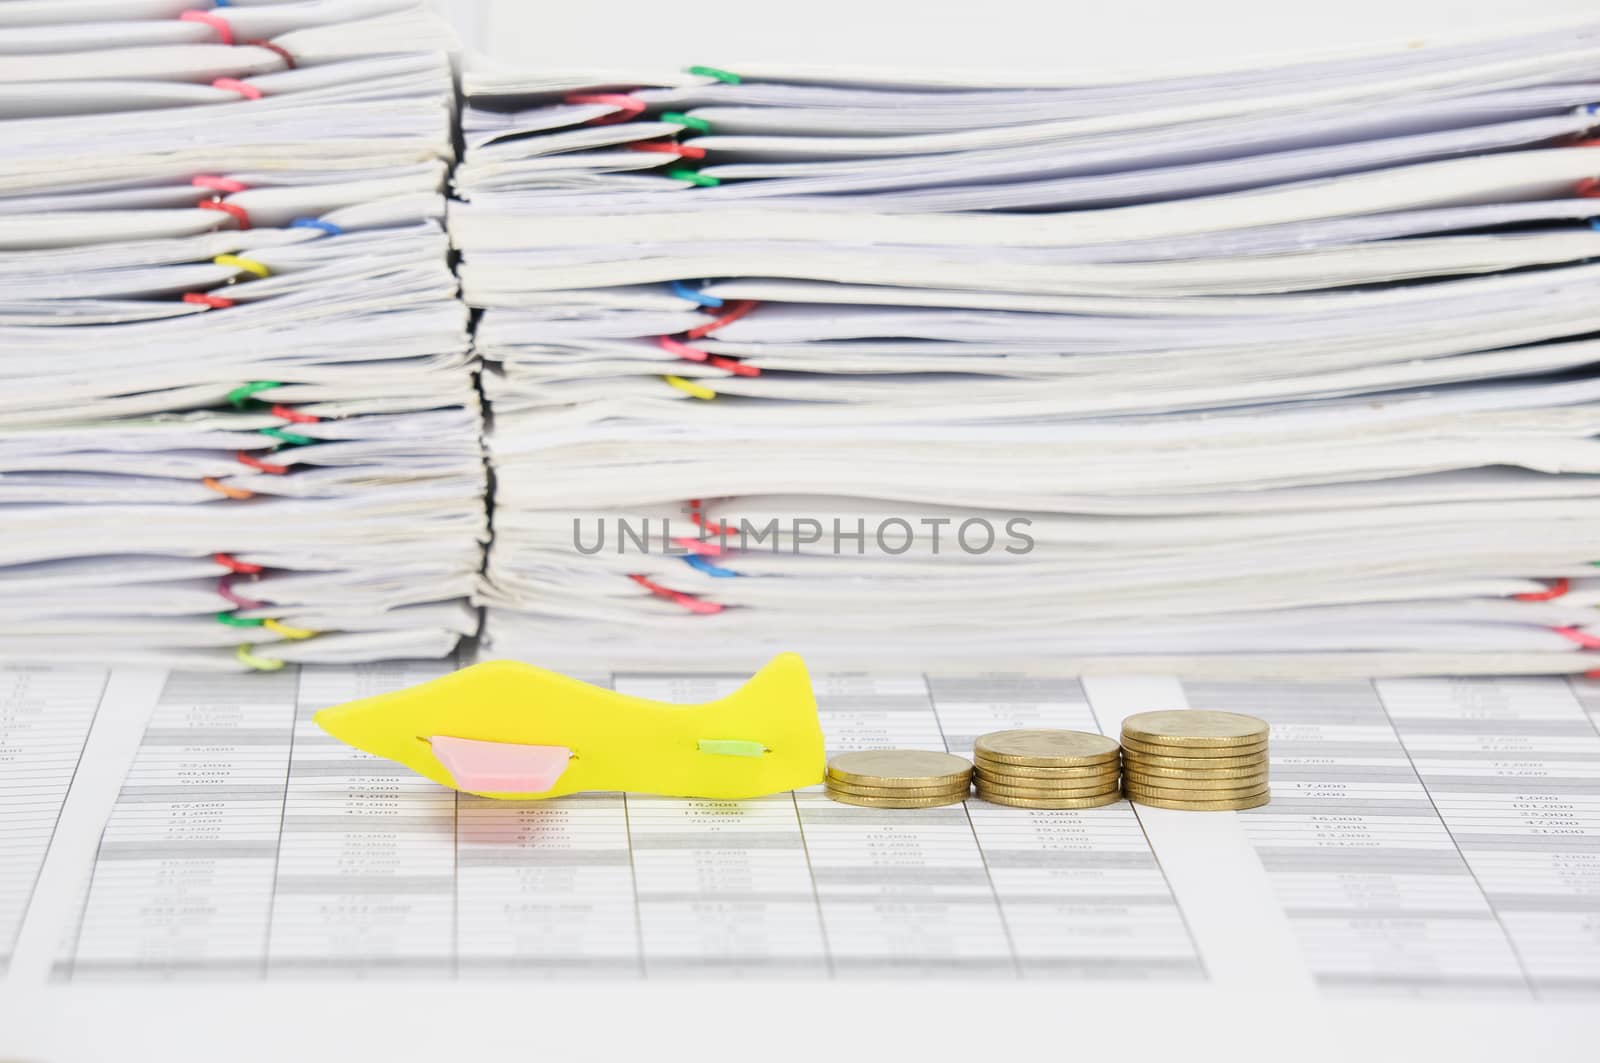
683, 554, 738, 578
290, 218, 343, 237
671, 279, 723, 308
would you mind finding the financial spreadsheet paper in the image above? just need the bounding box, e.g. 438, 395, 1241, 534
1, 663, 1597, 996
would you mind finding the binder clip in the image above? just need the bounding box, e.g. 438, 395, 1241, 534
314, 653, 825, 799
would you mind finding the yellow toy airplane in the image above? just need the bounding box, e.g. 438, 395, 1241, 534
313, 652, 825, 800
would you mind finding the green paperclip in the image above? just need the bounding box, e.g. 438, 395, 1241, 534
687, 65, 741, 85
661, 111, 711, 134
697, 739, 768, 758
667, 169, 720, 187
259, 426, 314, 446
227, 381, 282, 409
216, 612, 266, 627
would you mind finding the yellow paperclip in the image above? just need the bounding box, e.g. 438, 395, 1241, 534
262, 618, 317, 640
664, 374, 716, 400
235, 643, 286, 671
213, 253, 271, 279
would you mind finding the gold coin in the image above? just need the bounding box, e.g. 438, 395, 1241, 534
826, 750, 972, 788
974, 788, 1123, 810
974, 757, 1119, 777
966, 778, 1120, 794
974, 770, 1119, 792
1126, 790, 1271, 812
975, 777, 1122, 799
1121, 710, 1268, 747
973, 729, 1120, 766
1121, 748, 1268, 770
1124, 784, 1269, 803
972, 755, 1119, 780
824, 778, 972, 799
1120, 735, 1267, 759
1120, 771, 1267, 787
1123, 778, 1268, 797
825, 790, 968, 809
1122, 761, 1269, 782
1124, 780, 1269, 801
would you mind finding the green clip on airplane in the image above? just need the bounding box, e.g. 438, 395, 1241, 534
314, 653, 826, 800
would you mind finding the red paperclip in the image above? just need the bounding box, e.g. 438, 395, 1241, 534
707, 355, 759, 378
212, 77, 262, 100
179, 10, 234, 45
1514, 578, 1571, 602
213, 553, 264, 575
629, 141, 708, 160
183, 293, 235, 309
236, 451, 290, 475
628, 573, 724, 615
270, 403, 319, 424
1574, 140, 1600, 199
687, 499, 730, 536
198, 199, 251, 229
658, 335, 709, 363
684, 300, 759, 340
247, 38, 297, 68
566, 92, 646, 125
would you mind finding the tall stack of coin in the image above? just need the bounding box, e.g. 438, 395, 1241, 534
971, 730, 1122, 808
1120, 710, 1270, 810
825, 750, 973, 807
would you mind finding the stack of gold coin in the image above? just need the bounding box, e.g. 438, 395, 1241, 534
1120, 710, 1270, 810
971, 729, 1122, 809
824, 749, 973, 808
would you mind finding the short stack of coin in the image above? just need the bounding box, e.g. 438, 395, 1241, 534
824, 749, 973, 807
972, 729, 1122, 809
1120, 710, 1271, 811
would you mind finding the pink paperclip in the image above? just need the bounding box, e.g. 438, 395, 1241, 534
179, 10, 234, 44
193, 175, 249, 194
1553, 626, 1600, 650
217, 574, 266, 611
565, 92, 645, 126
212, 77, 262, 100
672, 537, 724, 557
628, 573, 724, 615
658, 335, 709, 363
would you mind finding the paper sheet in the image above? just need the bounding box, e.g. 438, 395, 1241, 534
2, 662, 1595, 997
0, 668, 105, 973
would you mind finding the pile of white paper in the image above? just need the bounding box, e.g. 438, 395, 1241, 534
455, 23, 1600, 674
0, 0, 485, 668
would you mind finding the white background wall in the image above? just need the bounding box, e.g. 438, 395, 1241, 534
435, 0, 1598, 70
